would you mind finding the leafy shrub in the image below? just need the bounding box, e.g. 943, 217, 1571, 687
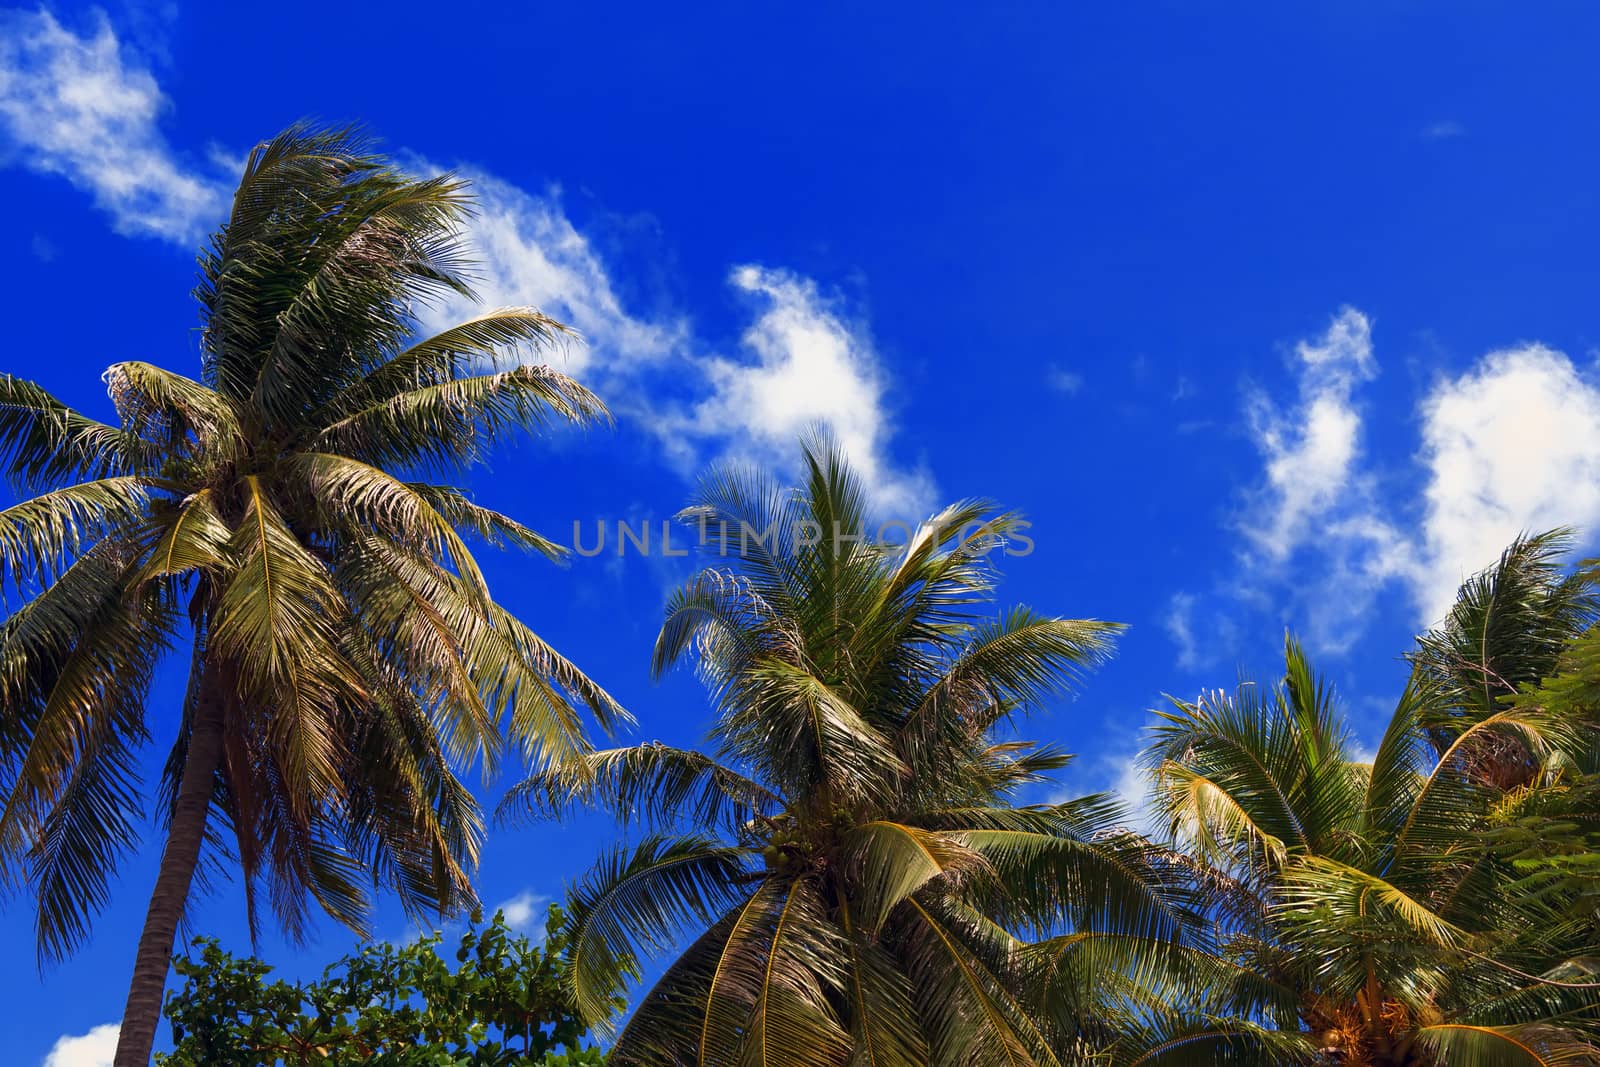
158, 905, 605, 1065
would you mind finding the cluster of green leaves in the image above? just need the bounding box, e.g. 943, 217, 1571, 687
0, 123, 628, 961
1487, 769, 1600, 924
508, 439, 1257, 1065
158, 906, 606, 1065
1142, 532, 1600, 1066
516, 494, 1600, 1065
7, 119, 1600, 1067
0, 124, 628, 1063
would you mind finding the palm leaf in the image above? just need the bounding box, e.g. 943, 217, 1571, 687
0, 374, 140, 488
564, 833, 754, 1027
1414, 1023, 1600, 1067
499, 743, 780, 835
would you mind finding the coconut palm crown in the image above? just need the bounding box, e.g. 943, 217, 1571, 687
0, 125, 625, 1064
1408, 530, 1597, 788
1147, 631, 1600, 1066
507, 439, 1219, 1065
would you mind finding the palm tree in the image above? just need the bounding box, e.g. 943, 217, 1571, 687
0, 126, 625, 1066
1409, 530, 1597, 788
508, 438, 1207, 1065
1146, 633, 1600, 1066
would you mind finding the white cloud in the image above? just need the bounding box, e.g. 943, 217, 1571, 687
1231, 308, 1416, 653
419, 188, 932, 511
1413, 344, 1600, 624
412, 166, 689, 380
1246, 307, 1380, 560
1165, 592, 1201, 670
0, 8, 931, 515
414, 183, 932, 509
493, 888, 551, 939
677, 266, 935, 516
42, 1024, 118, 1067
1107, 751, 1156, 835
0, 10, 228, 243
1186, 312, 1600, 666
1047, 366, 1084, 394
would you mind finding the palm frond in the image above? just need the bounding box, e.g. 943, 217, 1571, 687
499, 743, 780, 835
842, 821, 989, 930
725, 658, 906, 805
103, 362, 240, 457
742, 877, 853, 1067
898, 896, 1054, 1067
1411, 530, 1596, 745
1117, 1017, 1318, 1067
0, 374, 140, 489
1151, 759, 1290, 869
310, 306, 576, 424
129, 488, 233, 586
28, 692, 145, 965
0, 477, 151, 590
309, 365, 609, 474
835, 892, 929, 1067
900, 610, 1122, 767
1393, 704, 1582, 860
287, 451, 494, 604
407, 483, 566, 560
209, 478, 364, 809
0, 563, 172, 910
1414, 1022, 1600, 1067
565, 833, 755, 1027
955, 816, 1197, 943
1277, 854, 1467, 949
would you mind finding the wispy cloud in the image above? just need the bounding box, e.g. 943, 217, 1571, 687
1051, 747, 1156, 836
0, 9, 228, 243
0, 11, 932, 514
492, 888, 552, 939
1245, 307, 1381, 560
410, 186, 933, 511
1422, 120, 1467, 141
411, 165, 689, 381
1232, 308, 1415, 652
1107, 749, 1156, 835
422, 182, 934, 509
1171, 310, 1600, 666
669, 266, 935, 515
41, 1024, 118, 1067
1164, 592, 1202, 670
1047, 365, 1084, 394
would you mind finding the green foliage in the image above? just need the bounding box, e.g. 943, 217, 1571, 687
507, 438, 1250, 1065
1409, 530, 1598, 786
1486, 771, 1600, 923
0, 124, 628, 1062
1145, 565, 1600, 1064
0, 124, 626, 962
158, 906, 606, 1066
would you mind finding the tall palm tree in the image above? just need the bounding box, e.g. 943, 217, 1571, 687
509, 439, 1208, 1065
1409, 530, 1597, 787
0, 126, 625, 1065
1146, 634, 1600, 1066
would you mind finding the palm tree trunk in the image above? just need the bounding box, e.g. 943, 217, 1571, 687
113, 667, 226, 1066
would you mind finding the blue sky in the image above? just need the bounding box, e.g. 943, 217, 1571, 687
7, 2, 1600, 1062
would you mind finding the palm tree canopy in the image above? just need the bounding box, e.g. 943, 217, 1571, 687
1408, 529, 1598, 786
0, 124, 626, 963
508, 437, 1245, 1066
1147, 626, 1600, 1065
